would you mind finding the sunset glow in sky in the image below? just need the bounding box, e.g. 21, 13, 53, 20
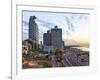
22, 11, 90, 46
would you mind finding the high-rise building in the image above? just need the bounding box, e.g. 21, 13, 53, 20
43, 30, 51, 46
43, 26, 64, 52
29, 16, 39, 50
51, 26, 64, 50
43, 30, 53, 53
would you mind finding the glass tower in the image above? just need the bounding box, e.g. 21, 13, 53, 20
29, 16, 39, 50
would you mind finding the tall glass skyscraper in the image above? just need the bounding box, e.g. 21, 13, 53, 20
29, 16, 39, 50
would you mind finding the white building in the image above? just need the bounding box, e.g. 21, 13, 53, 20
43, 45, 54, 53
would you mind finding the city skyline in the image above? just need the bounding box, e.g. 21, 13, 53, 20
22, 11, 90, 46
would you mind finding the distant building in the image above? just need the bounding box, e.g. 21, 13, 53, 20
64, 47, 89, 66
43, 45, 53, 54
43, 30, 52, 46
77, 51, 89, 66
29, 16, 39, 50
43, 30, 53, 53
51, 26, 64, 50
39, 41, 43, 50
43, 26, 64, 52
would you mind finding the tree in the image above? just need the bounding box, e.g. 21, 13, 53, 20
54, 49, 63, 67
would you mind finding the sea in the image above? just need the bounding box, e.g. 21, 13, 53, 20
72, 47, 89, 51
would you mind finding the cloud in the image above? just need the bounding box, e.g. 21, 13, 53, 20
22, 11, 90, 45
65, 16, 75, 32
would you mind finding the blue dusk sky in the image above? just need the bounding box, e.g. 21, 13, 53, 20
22, 11, 90, 46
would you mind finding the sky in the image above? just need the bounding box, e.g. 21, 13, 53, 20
22, 11, 90, 46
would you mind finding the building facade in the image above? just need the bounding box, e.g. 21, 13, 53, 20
29, 16, 39, 50
43, 30, 52, 46
43, 30, 52, 53
43, 26, 64, 52
51, 26, 64, 50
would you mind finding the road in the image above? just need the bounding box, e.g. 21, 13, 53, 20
63, 54, 73, 66
50, 53, 74, 67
